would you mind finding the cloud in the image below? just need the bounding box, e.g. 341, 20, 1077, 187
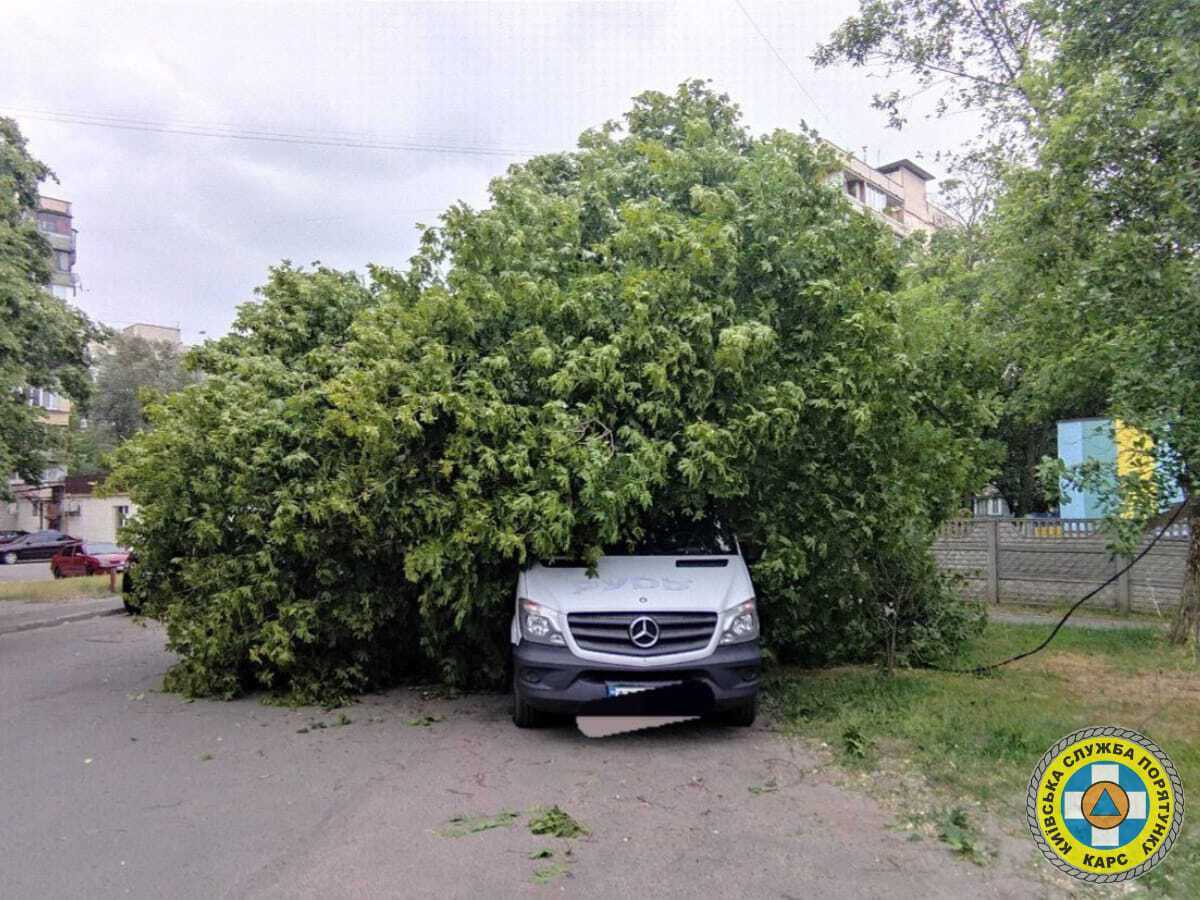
2, 1, 978, 341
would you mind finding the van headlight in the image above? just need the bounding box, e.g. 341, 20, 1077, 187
519, 599, 566, 646
719, 599, 759, 644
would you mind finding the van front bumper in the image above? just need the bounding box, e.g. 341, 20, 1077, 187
513, 640, 761, 714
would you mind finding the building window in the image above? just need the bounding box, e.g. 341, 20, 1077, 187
55, 250, 71, 272
115, 505, 130, 531
27, 388, 60, 410
863, 183, 890, 212
37, 213, 68, 235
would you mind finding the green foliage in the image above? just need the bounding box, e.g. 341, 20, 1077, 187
0, 117, 100, 495
530, 863, 570, 885
436, 810, 520, 838
812, 1, 1042, 136
936, 807, 985, 864
111, 82, 990, 702
527, 806, 588, 839
841, 725, 870, 761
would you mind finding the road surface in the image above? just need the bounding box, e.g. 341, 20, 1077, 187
0, 611, 1050, 898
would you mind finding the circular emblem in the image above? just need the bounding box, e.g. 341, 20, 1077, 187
628, 616, 660, 648
1027, 726, 1184, 882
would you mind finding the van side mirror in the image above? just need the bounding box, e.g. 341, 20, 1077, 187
741, 542, 763, 564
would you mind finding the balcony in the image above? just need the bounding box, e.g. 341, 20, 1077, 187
38, 196, 71, 215
45, 230, 76, 253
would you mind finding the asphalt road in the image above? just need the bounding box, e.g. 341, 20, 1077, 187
0, 559, 53, 581
0, 612, 1048, 899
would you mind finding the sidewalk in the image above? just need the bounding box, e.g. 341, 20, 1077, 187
0, 596, 125, 636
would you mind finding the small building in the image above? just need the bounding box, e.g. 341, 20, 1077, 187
121, 322, 183, 347
972, 485, 1011, 518
2, 473, 134, 545
1056, 418, 1184, 519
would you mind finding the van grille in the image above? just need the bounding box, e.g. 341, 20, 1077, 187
566, 611, 718, 656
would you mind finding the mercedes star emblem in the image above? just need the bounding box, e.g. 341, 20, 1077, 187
628, 615, 660, 648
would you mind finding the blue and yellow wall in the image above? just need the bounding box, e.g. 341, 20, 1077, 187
1056, 418, 1174, 519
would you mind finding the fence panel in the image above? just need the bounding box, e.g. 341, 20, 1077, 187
932, 517, 1191, 611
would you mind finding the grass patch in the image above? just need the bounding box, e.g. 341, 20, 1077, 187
0, 574, 115, 602
531, 862, 570, 885
407, 714, 445, 727
767, 620, 1199, 894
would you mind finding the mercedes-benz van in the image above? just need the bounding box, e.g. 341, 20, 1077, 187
510, 520, 761, 727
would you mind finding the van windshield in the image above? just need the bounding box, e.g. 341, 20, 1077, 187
606, 518, 735, 556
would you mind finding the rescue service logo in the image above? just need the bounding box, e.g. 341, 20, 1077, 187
1027, 726, 1185, 883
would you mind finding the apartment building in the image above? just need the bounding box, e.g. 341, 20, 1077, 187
36, 196, 78, 299
834, 148, 958, 237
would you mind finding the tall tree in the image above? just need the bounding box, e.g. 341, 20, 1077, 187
994, 0, 1200, 637
74, 332, 198, 466
813, 0, 1045, 143
0, 117, 98, 496
820, 1, 1200, 636
111, 83, 991, 702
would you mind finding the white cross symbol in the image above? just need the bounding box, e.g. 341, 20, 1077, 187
1063, 764, 1147, 848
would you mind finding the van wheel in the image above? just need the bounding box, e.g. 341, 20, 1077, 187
51, 566, 62, 579
3, 551, 16, 565
512, 681, 543, 728
721, 698, 757, 727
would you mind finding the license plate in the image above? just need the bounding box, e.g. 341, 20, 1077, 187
606, 681, 680, 697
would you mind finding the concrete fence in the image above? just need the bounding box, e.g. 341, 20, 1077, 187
932, 517, 1192, 613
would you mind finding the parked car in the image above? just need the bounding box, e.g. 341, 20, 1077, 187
510, 518, 762, 728
50, 542, 131, 578
0, 529, 28, 545
0, 529, 79, 564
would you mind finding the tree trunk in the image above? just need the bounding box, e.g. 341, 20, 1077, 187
1168, 506, 1200, 644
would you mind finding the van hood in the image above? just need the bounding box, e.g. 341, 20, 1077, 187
522, 556, 753, 614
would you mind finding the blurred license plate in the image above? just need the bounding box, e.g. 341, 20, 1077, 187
606, 682, 679, 697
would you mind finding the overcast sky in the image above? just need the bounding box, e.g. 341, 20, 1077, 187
4, 1, 976, 342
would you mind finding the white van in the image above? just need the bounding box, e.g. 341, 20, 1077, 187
510, 520, 762, 727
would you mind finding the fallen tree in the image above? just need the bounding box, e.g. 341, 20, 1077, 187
112, 82, 990, 702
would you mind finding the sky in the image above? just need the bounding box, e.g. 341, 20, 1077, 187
4, 1, 977, 343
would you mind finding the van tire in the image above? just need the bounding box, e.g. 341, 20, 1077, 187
721, 698, 757, 727
512, 682, 543, 728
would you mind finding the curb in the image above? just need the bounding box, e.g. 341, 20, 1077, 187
0, 603, 125, 636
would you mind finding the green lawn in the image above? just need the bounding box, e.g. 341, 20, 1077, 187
0, 574, 117, 602
767, 621, 1199, 895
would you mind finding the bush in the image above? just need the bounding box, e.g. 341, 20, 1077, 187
112, 81, 988, 703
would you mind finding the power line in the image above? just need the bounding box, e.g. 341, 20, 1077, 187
937, 500, 1189, 675
731, 0, 841, 142
0, 104, 552, 159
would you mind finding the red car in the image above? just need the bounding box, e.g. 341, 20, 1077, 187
50, 542, 131, 578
